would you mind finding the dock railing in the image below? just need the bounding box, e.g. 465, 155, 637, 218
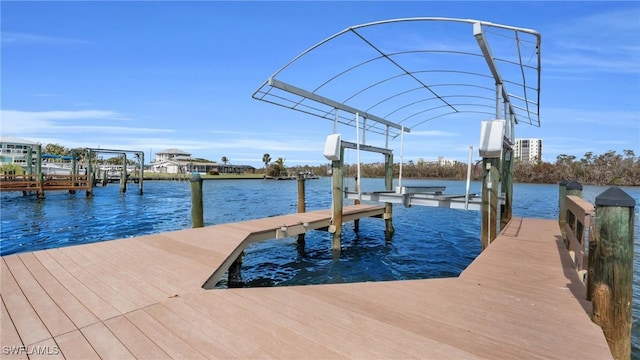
564, 195, 595, 283
559, 182, 635, 360
0, 174, 91, 197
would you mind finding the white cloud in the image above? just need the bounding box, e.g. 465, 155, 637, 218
1, 32, 88, 45
0, 109, 172, 136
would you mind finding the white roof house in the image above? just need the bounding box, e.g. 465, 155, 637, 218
0, 136, 39, 166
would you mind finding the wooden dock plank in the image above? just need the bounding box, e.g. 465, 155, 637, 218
0, 208, 614, 360
2, 255, 76, 338
18, 253, 99, 329
59, 245, 158, 308
0, 295, 28, 360
55, 330, 100, 360
0, 258, 54, 346
103, 315, 171, 360
176, 291, 350, 359
27, 338, 64, 360
45, 248, 139, 314
124, 310, 207, 360
143, 303, 239, 359
80, 322, 134, 360
88, 237, 210, 292
32, 250, 121, 321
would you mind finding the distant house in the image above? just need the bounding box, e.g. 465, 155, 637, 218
149, 148, 255, 174
0, 136, 39, 167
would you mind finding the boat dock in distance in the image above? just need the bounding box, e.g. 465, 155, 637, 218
0, 203, 615, 359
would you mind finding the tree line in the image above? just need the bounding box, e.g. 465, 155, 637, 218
283, 150, 639, 186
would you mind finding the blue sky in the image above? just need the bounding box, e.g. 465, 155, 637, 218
1, 1, 638, 167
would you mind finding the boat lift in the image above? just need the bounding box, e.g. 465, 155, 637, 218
253, 18, 541, 247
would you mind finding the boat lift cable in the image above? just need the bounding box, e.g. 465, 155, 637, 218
465, 145, 473, 210
355, 113, 362, 201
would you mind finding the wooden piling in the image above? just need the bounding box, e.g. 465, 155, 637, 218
26, 147, 33, 175
190, 172, 204, 228
37, 173, 45, 199
86, 149, 94, 197
138, 152, 144, 195
120, 154, 127, 193
481, 158, 499, 250
384, 153, 394, 238
331, 147, 344, 251
590, 186, 635, 360
297, 172, 306, 245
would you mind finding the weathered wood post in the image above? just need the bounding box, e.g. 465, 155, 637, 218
35, 144, 42, 176
102, 169, 108, 187
138, 152, 144, 195
190, 172, 204, 228
481, 159, 500, 250
26, 147, 33, 175
558, 179, 568, 239
35, 145, 45, 199
331, 146, 345, 252
590, 186, 635, 360
86, 149, 93, 197
119, 154, 127, 193
69, 150, 77, 194
297, 172, 306, 246
384, 153, 394, 238
37, 172, 45, 199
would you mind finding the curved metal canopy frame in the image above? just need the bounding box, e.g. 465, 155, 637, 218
253, 17, 541, 141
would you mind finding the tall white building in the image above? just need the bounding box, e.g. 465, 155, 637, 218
514, 138, 543, 163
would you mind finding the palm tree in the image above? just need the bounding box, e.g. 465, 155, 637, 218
262, 153, 271, 170
221, 156, 229, 165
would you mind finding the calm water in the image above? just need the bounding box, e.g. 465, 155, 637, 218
1, 178, 639, 354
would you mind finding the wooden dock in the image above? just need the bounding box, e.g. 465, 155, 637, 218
0, 210, 613, 359
0, 174, 91, 194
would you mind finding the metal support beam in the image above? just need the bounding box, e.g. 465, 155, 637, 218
340, 141, 392, 155
268, 78, 411, 133
473, 22, 517, 124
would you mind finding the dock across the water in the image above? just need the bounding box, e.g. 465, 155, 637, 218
0, 205, 613, 359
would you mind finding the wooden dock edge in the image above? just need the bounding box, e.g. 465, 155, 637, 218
201, 204, 385, 289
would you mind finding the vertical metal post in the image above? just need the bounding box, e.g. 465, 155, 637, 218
465, 145, 473, 210
495, 83, 502, 119
355, 112, 361, 200
398, 126, 405, 192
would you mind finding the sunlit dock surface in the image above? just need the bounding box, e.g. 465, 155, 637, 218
1, 212, 612, 359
